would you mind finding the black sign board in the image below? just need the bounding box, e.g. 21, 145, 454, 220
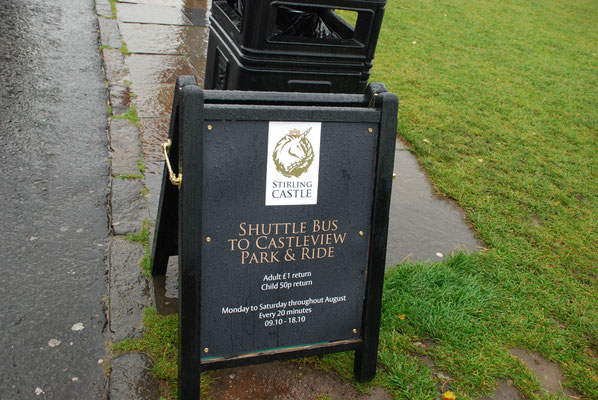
152, 76, 398, 399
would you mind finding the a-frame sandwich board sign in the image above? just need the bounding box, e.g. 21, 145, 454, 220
152, 76, 398, 399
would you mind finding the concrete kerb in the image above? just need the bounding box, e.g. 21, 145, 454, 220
97, 1, 159, 399
99, 18, 122, 49
109, 237, 151, 343
95, 0, 113, 19
109, 353, 161, 400
109, 119, 142, 176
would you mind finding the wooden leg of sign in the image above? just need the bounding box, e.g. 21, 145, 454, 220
354, 212, 392, 380
355, 88, 399, 382
151, 92, 182, 276
354, 339, 378, 381
151, 76, 198, 276
178, 85, 205, 399
151, 165, 178, 276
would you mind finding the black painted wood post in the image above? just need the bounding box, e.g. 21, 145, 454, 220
354, 86, 398, 381
178, 85, 205, 399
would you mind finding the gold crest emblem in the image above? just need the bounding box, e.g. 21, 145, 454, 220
272, 127, 314, 178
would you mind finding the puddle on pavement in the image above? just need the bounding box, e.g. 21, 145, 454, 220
509, 348, 580, 398
126, 54, 197, 85
130, 84, 174, 117
116, 2, 192, 25
183, 7, 208, 26
208, 361, 392, 400
119, 23, 208, 71
140, 117, 170, 160
153, 256, 179, 315
385, 138, 484, 267
119, 0, 210, 8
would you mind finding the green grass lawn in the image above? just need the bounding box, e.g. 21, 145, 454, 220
113, 0, 597, 398
364, 0, 597, 398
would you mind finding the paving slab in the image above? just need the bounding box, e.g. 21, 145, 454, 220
99, 18, 121, 48
119, 22, 208, 73
109, 238, 151, 342
109, 119, 141, 176
130, 84, 174, 117
187, 52, 207, 81
116, 2, 192, 25
102, 48, 131, 84
139, 117, 170, 160
119, 23, 208, 55
183, 7, 208, 27
120, 0, 209, 9
125, 54, 197, 84
184, 0, 210, 8
109, 353, 160, 400
385, 140, 484, 266
111, 178, 150, 235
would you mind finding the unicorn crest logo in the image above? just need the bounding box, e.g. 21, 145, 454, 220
272, 127, 314, 178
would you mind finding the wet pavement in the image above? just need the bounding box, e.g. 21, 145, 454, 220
386, 139, 484, 266
0, 0, 109, 398
115, 0, 209, 235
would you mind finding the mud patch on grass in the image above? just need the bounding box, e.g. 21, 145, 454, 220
207, 361, 392, 400
531, 214, 543, 227
509, 348, 580, 398
412, 340, 454, 395
481, 380, 524, 400
583, 346, 597, 360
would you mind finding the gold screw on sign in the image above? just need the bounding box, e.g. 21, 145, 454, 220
393, 173, 397, 179
204, 348, 209, 354
206, 237, 212, 243
207, 124, 213, 130
353, 329, 357, 334
359, 231, 364, 236
368, 128, 373, 133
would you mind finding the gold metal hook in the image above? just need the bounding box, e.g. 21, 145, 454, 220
162, 140, 182, 189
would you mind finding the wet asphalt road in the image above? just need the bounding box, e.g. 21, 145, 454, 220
0, 0, 109, 398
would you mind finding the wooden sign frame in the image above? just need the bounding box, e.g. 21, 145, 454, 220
151, 76, 398, 399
